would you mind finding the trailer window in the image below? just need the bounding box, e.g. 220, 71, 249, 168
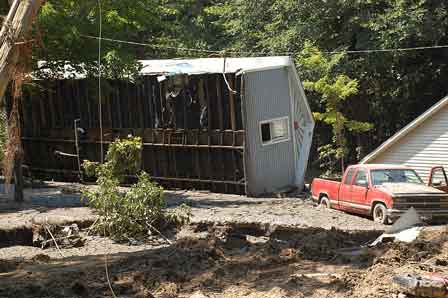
260, 117, 290, 145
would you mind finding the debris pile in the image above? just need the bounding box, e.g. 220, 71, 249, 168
32, 223, 85, 249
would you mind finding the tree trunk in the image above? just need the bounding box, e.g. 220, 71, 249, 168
0, 0, 44, 99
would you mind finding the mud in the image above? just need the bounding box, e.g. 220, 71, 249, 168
1, 184, 447, 298
0, 221, 389, 298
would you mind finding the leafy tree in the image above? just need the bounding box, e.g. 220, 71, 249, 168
36, 0, 181, 77
297, 42, 373, 175
35, 0, 225, 77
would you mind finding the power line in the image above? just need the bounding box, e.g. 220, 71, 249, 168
97, 6, 104, 165
80, 35, 292, 56
96, 1, 117, 298
325, 44, 448, 54
81, 34, 448, 56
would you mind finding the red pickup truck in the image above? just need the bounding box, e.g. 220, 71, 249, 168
311, 164, 448, 224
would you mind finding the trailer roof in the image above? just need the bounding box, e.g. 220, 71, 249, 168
140, 56, 292, 75
36, 56, 293, 79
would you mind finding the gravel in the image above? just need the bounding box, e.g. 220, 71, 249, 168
0, 185, 384, 233
165, 190, 385, 231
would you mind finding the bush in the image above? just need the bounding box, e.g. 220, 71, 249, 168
82, 136, 190, 241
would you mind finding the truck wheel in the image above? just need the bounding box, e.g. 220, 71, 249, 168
373, 203, 388, 224
320, 196, 331, 209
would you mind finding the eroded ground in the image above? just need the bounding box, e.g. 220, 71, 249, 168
0, 184, 446, 298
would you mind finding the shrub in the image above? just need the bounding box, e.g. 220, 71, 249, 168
82, 136, 190, 241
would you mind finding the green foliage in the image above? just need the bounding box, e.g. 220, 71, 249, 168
84, 172, 165, 239
317, 145, 342, 178
102, 135, 142, 180
165, 203, 193, 228
82, 136, 189, 241
298, 42, 373, 173
81, 160, 99, 177
35, 0, 221, 77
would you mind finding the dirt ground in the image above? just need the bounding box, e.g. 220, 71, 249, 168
0, 182, 383, 232
0, 183, 446, 298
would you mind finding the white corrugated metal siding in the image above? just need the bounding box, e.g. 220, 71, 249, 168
243, 67, 296, 195
368, 104, 448, 182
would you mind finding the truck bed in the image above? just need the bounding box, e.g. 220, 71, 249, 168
311, 178, 341, 204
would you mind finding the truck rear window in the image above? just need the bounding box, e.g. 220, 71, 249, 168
344, 169, 355, 185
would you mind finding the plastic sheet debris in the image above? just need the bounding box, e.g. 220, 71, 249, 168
370, 226, 421, 246
393, 273, 448, 298
371, 207, 423, 246
387, 207, 423, 234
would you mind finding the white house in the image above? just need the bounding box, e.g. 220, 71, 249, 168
361, 95, 448, 183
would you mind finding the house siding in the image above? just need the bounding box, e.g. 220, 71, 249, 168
368, 103, 448, 183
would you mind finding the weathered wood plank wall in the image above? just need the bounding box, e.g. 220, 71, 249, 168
20, 74, 246, 194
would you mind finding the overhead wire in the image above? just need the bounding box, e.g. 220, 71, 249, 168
80, 35, 292, 56
96, 2, 117, 298
97, 7, 103, 164
80, 34, 448, 56
324, 44, 448, 54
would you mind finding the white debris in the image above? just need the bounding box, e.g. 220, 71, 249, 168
371, 227, 421, 246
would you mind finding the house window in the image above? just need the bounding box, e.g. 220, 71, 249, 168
260, 117, 290, 145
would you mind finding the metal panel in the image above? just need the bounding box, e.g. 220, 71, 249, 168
368, 103, 448, 183
243, 68, 296, 195
288, 66, 314, 191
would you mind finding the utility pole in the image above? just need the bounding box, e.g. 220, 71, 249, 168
0, 0, 44, 98
0, 0, 44, 202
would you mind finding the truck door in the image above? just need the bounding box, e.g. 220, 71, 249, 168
338, 167, 355, 209
429, 166, 448, 193
350, 169, 370, 213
